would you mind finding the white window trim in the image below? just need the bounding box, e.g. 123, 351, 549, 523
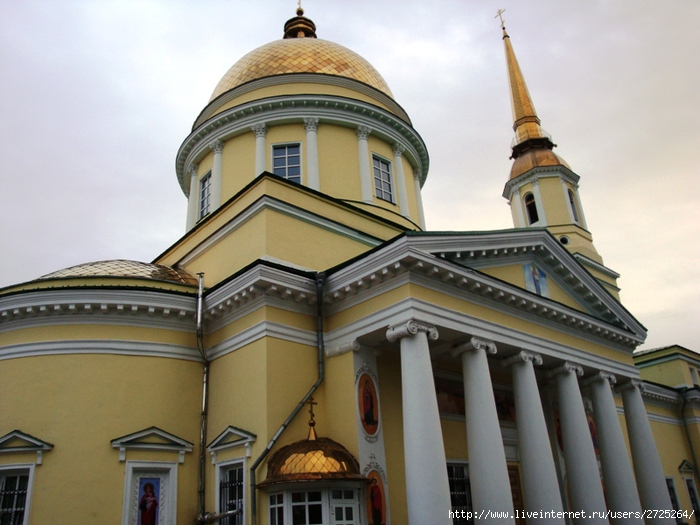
121, 460, 178, 525
199, 170, 212, 221
215, 457, 246, 524
267, 483, 365, 525
271, 142, 303, 184
372, 154, 395, 204
0, 463, 35, 525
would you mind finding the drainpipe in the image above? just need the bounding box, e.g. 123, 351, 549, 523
680, 387, 700, 488
249, 272, 326, 524
195, 273, 211, 522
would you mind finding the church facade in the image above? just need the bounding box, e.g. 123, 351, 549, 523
1, 8, 697, 525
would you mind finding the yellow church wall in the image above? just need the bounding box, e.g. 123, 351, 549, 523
197, 150, 214, 179
0, 323, 196, 348
638, 360, 689, 388
0, 353, 202, 525
325, 286, 412, 332
206, 83, 398, 122
403, 158, 420, 223
322, 351, 359, 457
221, 131, 256, 201
376, 349, 408, 525
442, 418, 468, 460
537, 177, 570, 226
317, 125, 362, 200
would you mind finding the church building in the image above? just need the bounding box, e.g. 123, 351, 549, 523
1, 7, 697, 525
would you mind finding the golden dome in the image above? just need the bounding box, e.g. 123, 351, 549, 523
209, 37, 393, 101
509, 149, 570, 180
260, 437, 366, 486
37, 260, 198, 285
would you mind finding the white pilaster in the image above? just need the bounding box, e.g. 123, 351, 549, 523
392, 143, 410, 218
413, 168, 426, 229
252, 123, 267, 176
209, 140, 224, 210
619, 380, 675, 524
573, 184, 588, 229
585, 372, 643, 525
504, 351, 564, 524
511, 188, 526, 228
304, 117, 320, 191
185, 164, 199, 231
531, 179, 548, 226
356, 126, 373, 203
386, 321, 451, 525
452, 338, 514, 525
549, 362, 607, 524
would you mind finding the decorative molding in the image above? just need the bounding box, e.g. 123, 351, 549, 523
503, 165, 580, 201
326, 339, 361, 357
356, 125, 371, 140
501, 350, 542, 367
547, 361, 584, 379
206, 320, 316, 361
392, 143, 405, 156
111, 427, 193, 464
209, 140, 224, 154
302, 117, 319, 132
208, 426, 256, 463
0, 430, 53, 465
616, 378, 645, 394
386, 320, 438, 342
452, 336, 497, 358
573, 253, 620, 280
250, 122, 267, 138
582, 370, 617, 387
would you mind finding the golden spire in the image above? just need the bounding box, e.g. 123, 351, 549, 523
283, 4, 317, 39
499, 13, 556, 159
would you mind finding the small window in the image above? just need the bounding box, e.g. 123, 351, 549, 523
0, 469, 30, 525
219, 462, 244, 525
524, 192, 539, 225
666, 478, 683, 525
686, 478, 700, 516
447, 463, 473, 524
268, 487, 361, 525
568, 189, 579, 223
273, 144, 301, 184
199, 172, 212, 220
373, 156, 393, 203
269, 494, 284, 525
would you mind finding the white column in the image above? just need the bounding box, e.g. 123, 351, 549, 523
531, 179, 548, 226
209, 140, 223, 210
585, 372, 643, 525
251, 123, 267, 176
392, 143, 410, 218
303, 117, 320, 191
548, 362, 606, 524
386, 321, 451, 525
504, 351, 564, 524
452, 338, 514, 525
511, 188, 526, 228
185, 164, 199, 231
619, 380, 675, 524
356, 126, 373, 203
413, 168, 426, 229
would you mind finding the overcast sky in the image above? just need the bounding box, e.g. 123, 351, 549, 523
1, 0, 698, 351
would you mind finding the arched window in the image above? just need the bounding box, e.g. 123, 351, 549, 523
568, 189, 580, 223
524, 192, 539, 225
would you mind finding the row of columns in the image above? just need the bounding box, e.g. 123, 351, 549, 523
185, 120, 428, 230
386, 320, 674, 525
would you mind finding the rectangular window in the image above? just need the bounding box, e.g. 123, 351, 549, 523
373, 156, 393, 202
0, 470, 29, 525
273, 144, 301, 184
199, 172, 212, 220
447, 463, 473, 525
666, 478, 683, 525
686, 478, 700, 516
269, 493, 284, 525
219, 463, 244, 525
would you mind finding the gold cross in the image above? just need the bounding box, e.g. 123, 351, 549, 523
307, 396, 317, 420
495, 9, 506, 28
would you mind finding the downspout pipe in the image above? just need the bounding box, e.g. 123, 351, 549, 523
249, 272, 326, 524
195, 273, 211, 523
679, 387, 700, 488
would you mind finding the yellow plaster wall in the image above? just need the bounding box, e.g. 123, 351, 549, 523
538, 177, 570, 226
0, 354, 202, 525
322, 351, 359, 456
442, 418, 468, 460
221, 131, 256, 202
317, 125, 361, 200
638, 360, 689, 388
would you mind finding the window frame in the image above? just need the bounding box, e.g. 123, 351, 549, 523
567, 189, 580, 224
0, 464, 34, 525
121, 460, 178, 525
199, 171, 212, 221
447, 461, 473, 525
523, 192, 539, 225
685, 477, 700, 516
272, 143, 302, 184
267, 483, 363, 525
372, 155, 394, 203
666, 477, 684, 525
216, 458, 246, 525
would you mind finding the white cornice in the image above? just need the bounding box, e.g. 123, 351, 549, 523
0, 289, 196, 334
207, 320, 316, 360
502, 166, 580, 201
176, 94, 429, 194
177, 195, 383, 268
573, 253, 620, 279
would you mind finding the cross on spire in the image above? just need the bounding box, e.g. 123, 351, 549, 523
306, 396, 318, 440
495, 9, 506, 28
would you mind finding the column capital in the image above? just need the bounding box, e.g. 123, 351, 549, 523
325, 339, 361, 358
451, 337, 497, 358
392, 143, 405, 157
616, 378, 645, 394
582, 370, 617, 387
303, 117, 320, 132
386, 320, 438, 343
502, 350, 542, 368
413, 167, 422, 181
188, 163, 199, 177
208, 140, 224, 153
251, 122, 267, 138
356, 125, 372, 140
547, 361, 583, 379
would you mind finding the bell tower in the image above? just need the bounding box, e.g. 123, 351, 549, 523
498, 17, 621, 298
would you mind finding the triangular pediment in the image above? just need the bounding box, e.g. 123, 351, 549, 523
208, 425, 256, 451
679, 459, 695, 474
0, 430, 53, 464
111, 426, 193, 463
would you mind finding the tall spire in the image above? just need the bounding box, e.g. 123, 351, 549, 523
500, 20, 556, 160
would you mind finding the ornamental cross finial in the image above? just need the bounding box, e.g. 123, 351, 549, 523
495, 9, 506, 28
306, 396, 318, 440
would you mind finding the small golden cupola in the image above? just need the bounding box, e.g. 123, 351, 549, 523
498, 15, 621, 298
260, 398, 366, 486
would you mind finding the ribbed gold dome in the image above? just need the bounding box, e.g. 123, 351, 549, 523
209, 38, 393, 101
260, 437, 366, 486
